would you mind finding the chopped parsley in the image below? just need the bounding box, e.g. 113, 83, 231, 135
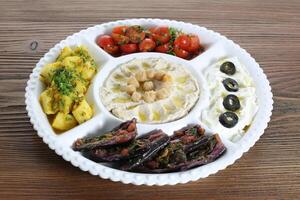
52, 68, 75, 95
169, 27, 179, 43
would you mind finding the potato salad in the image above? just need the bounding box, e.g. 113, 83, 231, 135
39, 46, 97, 132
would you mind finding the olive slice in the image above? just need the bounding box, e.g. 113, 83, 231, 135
219, 112, 238, 128
222, 78, 239, 92
223, 94, 241, 111
220, 61, 236, 75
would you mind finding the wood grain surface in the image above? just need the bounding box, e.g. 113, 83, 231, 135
0, 0, 299, 199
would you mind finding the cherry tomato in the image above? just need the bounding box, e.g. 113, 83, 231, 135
125, 26, 146, 43
151, 26, 170, 44
112, 26, 128, 35
96, 35, 114, 48
174, 45, 190, 59
103, 45, 119, 55
139, 38, 156, 52
155, 43, 171, 53
174, 35, 191, 51
111, 33, 129, 45
120, 43, 138, 54
187, 35, 200, 52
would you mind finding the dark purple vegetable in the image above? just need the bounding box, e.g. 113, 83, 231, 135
86, 139, 149, 162
172, 124, 206, 153
134, 134, 226, 173
72, 118, 137, 151
121, 129, 170, 171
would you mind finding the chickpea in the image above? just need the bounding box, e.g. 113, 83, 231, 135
154, 71, 165, 81
162, 74, 173, 83
127, 76, 140, 88
124, 84, 136, 95
143, 90, 156, 103
146, 70, 156, 79
131, 91, 142, 102
156, 87, 170, 100
142, 81, 154, 91
135, 70, 148, 82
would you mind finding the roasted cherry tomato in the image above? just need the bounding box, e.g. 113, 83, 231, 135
112, 26, 128, 35
174, 35, 191, 51
155, 43, 171, 53
187, 35, 200, 52
125, 26, 146, 43
120, 43, 138, 54
96, 35, 114, 48
111, 33, 130, 45
103, 45, 119, 55
139, 38, 156, 52
151, 26, 170, 44
174, 45, 190, 59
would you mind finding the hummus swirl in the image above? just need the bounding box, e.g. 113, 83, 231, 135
100, 58, 200, 123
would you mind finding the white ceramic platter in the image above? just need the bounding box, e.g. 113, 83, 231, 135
25, 19, 273, 186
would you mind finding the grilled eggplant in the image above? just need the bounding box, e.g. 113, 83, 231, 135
72, 118, 137, 151
121, 129, 170, 171
134, 134, 226, 173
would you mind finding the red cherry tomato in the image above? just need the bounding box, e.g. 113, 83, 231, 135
112, 26, 128, 35
151, 26, 170, 44
139, 38, 156, 52
103, 45, 119, 55
120, 43, 138, 54
111, 33, 129, 45
96, 35, 114, 48
174, 35, 191, 51
187, 35, 200, 52
174, 45, 190, 59
155, 43, 171, 53
125, 26, 146, 43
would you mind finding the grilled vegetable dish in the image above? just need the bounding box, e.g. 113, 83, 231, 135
72, 119, 226, 173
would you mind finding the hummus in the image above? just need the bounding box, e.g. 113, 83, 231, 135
201, 57, 258, 142
100, 58, 200, 123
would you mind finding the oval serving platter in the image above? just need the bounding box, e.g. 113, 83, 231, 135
25, 18, 273, 185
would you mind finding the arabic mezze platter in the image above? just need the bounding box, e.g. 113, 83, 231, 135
25, 18, 273, 185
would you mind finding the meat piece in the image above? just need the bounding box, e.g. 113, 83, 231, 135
72, 118, 137, 151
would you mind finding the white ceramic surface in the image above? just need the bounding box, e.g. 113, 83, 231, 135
25, 18, 273, 186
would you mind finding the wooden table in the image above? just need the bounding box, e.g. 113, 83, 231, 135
1, 0, 299, 199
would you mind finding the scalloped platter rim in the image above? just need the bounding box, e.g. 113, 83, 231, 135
25, 18, 273, 186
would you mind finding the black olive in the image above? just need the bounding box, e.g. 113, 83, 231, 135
220, 61, 236, 75
219, 112, 238, 128
223, 94, 241, 111
222, 78, 239, 92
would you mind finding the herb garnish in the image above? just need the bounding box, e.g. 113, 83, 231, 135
52, 68, 75, 95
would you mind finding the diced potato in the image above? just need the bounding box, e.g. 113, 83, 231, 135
74, 79, 87, 95
52, 112, 77, 131
40, 62, 61, 85
57, 47, 74, 61
59, 95, 74, 114
39, 89, 56, 114
74, 46, 91, 61
81, 61, 96, 81
72, 99, 93, 124
62, 56, 82, 70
